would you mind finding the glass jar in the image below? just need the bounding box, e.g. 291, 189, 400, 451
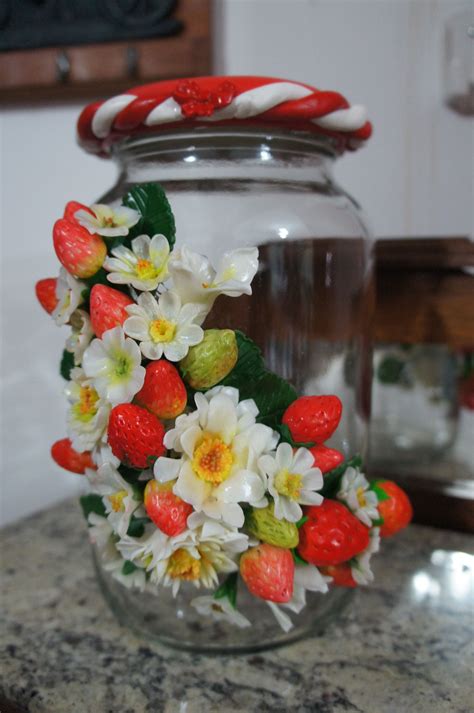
102, 129, 374, 457
76, 78, 375, 652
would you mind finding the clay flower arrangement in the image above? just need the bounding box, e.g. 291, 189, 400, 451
36, 183, 412, 632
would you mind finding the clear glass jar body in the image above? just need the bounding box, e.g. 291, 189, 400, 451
96, 128, 374, 651
370, 343, 459, 467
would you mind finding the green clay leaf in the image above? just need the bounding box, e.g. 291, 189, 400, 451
126, 516, 150, 538
296, 515, 309, 529
193, 331, 297, 428
253, 372, 297, 429
219, 331, 265, 388
122, 182, 176, 249
81, 267, 110, 290
121, 560, 138, 575
118, 465, 147, 500
60, 349, 75, 380
275, 423, 315, 448
80, 494, 106, 520
292, 549, 308, 566
320, 455, 363, 498
214, 572, 238, 608
370, 481, 391, 502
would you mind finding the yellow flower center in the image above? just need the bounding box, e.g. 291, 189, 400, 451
149, 318, 176, 343
192, 434, 234, 484
109, 489, 128, 512
135, 258, 160, 281
356, 486, 367, 508
73, 386, 99, 423
167, 549, 201, 580
274, 469, 303, 500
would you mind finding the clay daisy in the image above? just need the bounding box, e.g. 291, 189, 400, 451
258, 443, 324, 523
82, 326, 145, 405
104, 234, 170, 291
154, 386, 278, 528
124, 290, 204, 361
75, 203, 139, 237
337, 467, 380, 527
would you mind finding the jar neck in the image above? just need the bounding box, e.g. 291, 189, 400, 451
111, 129, 337, 186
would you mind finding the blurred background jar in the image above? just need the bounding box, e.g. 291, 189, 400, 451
369, 343, 460, 466
444, 9, 474, 116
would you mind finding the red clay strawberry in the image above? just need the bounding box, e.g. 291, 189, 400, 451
51, 438, 95, 474
107, 403, 165, 469
144, 479, 192, 536
282, 395, 342, 444
63, 201, 93, 224
135, 361, 187, 420
240, 544, 294, 603
297, 500, 369, 566
309, 444, 344, 474
53, 217, 106, 278
321, 563, 357, 588
374, 480, 413, 537
90, 284, 134, 338
35, 278, 58, 315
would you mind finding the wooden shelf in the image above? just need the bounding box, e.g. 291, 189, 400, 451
0, 0, 211, 103
374, 237, 474, 349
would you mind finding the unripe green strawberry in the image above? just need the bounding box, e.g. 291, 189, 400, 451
245, 503, 299, 548
180, 329, 238, 389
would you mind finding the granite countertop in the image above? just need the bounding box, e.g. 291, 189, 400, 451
1, 499, 473, 713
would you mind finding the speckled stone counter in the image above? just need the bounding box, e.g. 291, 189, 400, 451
1, 499, 473, 713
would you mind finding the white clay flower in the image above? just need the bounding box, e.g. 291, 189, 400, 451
117, 515, 248, 597
168, 245, 259, 323
75, 203, 139, 238
350, 527, 380, 585
88, 511, 116, 555
91, 443, 121, 469
65, 368, 110, 453
52, 267, 85, 326
103, 556, 148, 592
124, 290, 204, 361
191, 595, 251, 629
104, 234, 170, 291
86, 462, 141, 537
267, 564, 331, 633
88, 514, 148, 592
337, 467, 380, 527
258, 443, 324, 523
65, 309, 94, 365
154, 386, 278, 528
82, 326, 145, 406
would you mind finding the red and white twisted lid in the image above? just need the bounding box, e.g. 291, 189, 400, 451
77, 75, 372, 157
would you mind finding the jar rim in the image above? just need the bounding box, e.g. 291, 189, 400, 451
110, 127, 341, 163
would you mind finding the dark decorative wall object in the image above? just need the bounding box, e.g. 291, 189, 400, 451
0, 0, 182, 51
0, 0, 211, 102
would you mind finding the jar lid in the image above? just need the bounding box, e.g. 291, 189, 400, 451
77, 75, 372, 157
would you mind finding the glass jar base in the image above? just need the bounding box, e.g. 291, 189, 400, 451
92, 548, 353, 655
